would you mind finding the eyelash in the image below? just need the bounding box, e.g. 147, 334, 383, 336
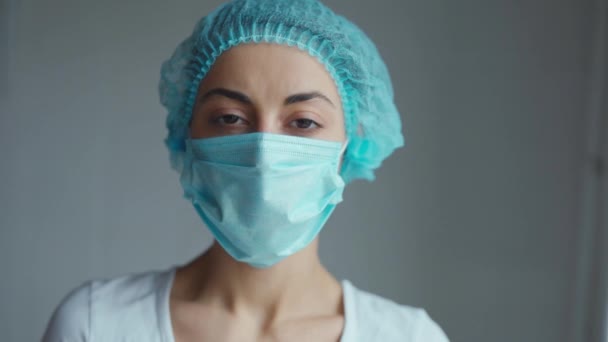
211, 114, 322, 131
289, 118, 321, 130
212, 114, 248, 126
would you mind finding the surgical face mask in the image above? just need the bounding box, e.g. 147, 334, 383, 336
180, 132, 347, 268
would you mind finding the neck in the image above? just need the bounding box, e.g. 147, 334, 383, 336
174, 238, 342, 322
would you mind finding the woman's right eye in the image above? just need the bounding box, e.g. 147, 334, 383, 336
213, 114, 247, 125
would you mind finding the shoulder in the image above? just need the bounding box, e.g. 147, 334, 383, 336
42, 267, 174, 342
342, 281, 449, 342
42, 280, 91, 341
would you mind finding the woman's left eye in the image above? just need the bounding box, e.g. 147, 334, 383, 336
290, 118, 320, 129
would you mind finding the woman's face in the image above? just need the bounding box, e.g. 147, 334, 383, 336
190, 43, 346, 142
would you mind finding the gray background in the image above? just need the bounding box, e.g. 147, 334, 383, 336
1, 0, 606, 341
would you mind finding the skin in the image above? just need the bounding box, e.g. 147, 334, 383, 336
170, 43, 347, 342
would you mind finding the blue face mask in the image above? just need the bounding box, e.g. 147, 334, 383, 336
180, 132, 347, 268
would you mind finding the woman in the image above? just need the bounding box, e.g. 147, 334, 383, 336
43, 0, 449, 341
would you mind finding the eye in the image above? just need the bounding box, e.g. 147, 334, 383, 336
290, 118, 320, 130
213, 114, 248, 126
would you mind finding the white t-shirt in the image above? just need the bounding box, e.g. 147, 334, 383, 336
42, 266, 449, 341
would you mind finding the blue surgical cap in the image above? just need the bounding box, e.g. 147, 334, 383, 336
159, 0, 404, 183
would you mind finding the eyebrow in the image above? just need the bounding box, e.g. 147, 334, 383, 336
198, 88, 335, 107
199, 88, 252, 105
284, 92, 335, 107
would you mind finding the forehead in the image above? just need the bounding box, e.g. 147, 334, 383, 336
198, 43, 341, 105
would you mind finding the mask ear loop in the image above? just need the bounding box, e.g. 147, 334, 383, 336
337, 138, 349, 174
340, 138, 349, 155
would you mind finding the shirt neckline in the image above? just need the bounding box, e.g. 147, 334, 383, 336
157, 266, 355, 342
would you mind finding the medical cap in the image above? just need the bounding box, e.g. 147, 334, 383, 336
159, 0, 404, 183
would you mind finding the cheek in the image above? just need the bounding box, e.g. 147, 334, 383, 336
189, 114, 213, 139
188, 113, 203, 138
322, 110, 347, 142
189, 108, 217, 139
335, 118, 348, 142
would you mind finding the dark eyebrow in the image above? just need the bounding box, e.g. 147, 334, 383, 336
198, 88, 253, 105
198, 88, 334, 108
284, 92, 335, 107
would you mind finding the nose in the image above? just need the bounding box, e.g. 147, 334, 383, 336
254, 117, 280, 134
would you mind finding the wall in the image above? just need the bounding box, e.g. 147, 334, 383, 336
0, 0, 596, 341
